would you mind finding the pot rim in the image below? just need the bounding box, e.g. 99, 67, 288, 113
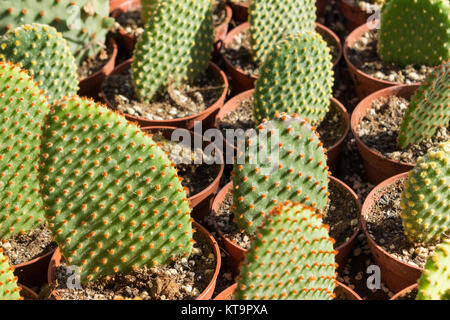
390, 284, 418, 300
79, 37, 118, 84
12, 247, 56, 270
18, 283, 39, 300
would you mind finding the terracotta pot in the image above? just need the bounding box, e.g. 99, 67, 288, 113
212, 176, 360, 273
109, 0, 131, 13
47, 221, 221, 300
390, 284, 417, 300
141, 126, 225, 221
214, 90, 349, 173
101, 59, 228, 130
214, 282, 362, 300
19, 284, 39, 300
351, 84, 418, 184
12, 248, 55, 288
229, 1, 248, 24
78, 37, 118, 100
343, 23, 421, 100
111, 0, 232, 56
222, 22, 342, 93
361, 173, 423, 292
337, 0, 372, 31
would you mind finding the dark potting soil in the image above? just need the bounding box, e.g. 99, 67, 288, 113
348, 30, 435, 84
212, 179, 359, 250
396, 288, 418, 300
52, 228, 216, 300
356, 95, 449, 164
150, 130, 221, 198
217, 96, 347, 150
101, 67, 224, 120
222, 25, 340, 78
0, 224, 57, 265
77, 45, 113, 81
365, 179, 440, 269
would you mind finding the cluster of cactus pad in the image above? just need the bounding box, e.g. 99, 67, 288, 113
398, 60, 450, 148
235, 201, 338, 300
249, 0, 317, 65
232, 113, 330, 235
0, 250, 21, 300
0, 0, 114, 63
253, 32, 334, 125
132, 0, 214, 101
39, 95, 194, 284
416, 239, 450, 300
0, 24, 79, 104
0, 61, 49, 240
400, 142, 450, 244
378, 0, 450, 67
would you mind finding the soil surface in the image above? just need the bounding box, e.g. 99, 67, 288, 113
0, 225, 57, 265
77, 45, 113, 81
348, 30, 435, 83
52, 228, 216, 300
356, 95, 449, 163
102, 67, 224, 120
364, 179, 441, 269
396, 288, 418, 300
150, 130, 221, 197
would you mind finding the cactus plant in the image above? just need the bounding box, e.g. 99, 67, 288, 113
416, 238, 450, 300
378, 0, 450, 67
398, 61, 450, 149
400, 142, 450, 244
235, 201, 338, 300
232, 113, 330, 235
141, 0, 160, 25
0, 24, 79, 104
132, 0, 214, 101
0, 61, 49, 240
0, 0, 114, 64
253, 32, 334, 125
39, 95, 193, 284
249, 0, 316, 64
0, 250, 21, 300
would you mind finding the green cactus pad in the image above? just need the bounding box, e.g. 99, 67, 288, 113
249, 0, 316, 64
232, 113, 330, 234
400, 142, 450, 244
398, 61, 450, 148
235, 202, 337, 300
0, 24, 79, 104
132, 0, 214, 101
417, 238, 450, 300
39, 95, 193, 283
253, 31, 334, 125
0, 62, 49, 240
0, 0, 114, 63
141, 0, 160, 25
0, 250, 21, 300
378, 0, 450, 67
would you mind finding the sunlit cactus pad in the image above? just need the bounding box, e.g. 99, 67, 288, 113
0, 24, 78, 104
0, 250, 21, 300
253, 31, 334, 125
235, 202, 337, 300
39, 96, 193, 283
232, 113, 329, 234
0, 62, 49, 240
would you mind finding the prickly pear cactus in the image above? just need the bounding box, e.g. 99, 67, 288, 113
39, 95, 193, 284
398, 61, 450, 148
0, 250, 21, 300
253, 32, 334, 125
378, 0, 450, 67
0, 62, 49, 240
132, 0, 214, 101
0, 0, 114, 64
0, 24, 79, 104
416, 239, 450, 300
232, 113, 330, 234
249, 0, 316, 64
141, 0, 160, 25
235, 202, 337, 300
400, 142, 450, 244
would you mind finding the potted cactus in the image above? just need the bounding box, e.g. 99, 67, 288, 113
102, 0, 228, 130
344, 0, 450, 98
0, 0, 117, 98
351, 60, 449, 184
361, 141, 449, 292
